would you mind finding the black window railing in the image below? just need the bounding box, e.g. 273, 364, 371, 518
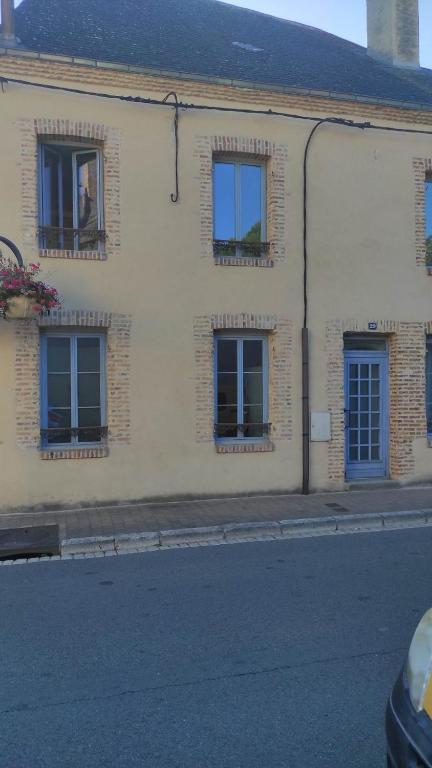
213, 240, 270, 259
214, 422, 271, 440
38, 226, 106, 251
40, 426, 108, 446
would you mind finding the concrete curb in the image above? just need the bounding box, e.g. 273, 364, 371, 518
57, 507, 432, 557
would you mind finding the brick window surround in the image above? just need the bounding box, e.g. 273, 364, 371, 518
413, 157, 432, 270
326, 319, 427, 483
19, 118, 120, 261
194, 135, 288, 267
15, 310, 131, 459
193, 313, 293, 453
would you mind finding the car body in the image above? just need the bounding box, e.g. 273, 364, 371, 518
387, 609, 432, 767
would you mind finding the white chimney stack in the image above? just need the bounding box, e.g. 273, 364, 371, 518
367, 0, 419, 68
0, 0, 16, 47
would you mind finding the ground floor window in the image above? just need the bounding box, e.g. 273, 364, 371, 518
40, 332, 106, 446
214, 334, 269, 440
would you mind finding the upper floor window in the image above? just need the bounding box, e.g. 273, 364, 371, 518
213, 159, 268, 259
39, 142, 104, 252
214, 335, 269, 441
40, 333, 107, 447
425, 176, 432, 266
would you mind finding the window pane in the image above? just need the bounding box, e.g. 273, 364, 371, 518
48, 373, 71, 408
217, 373, 237, 406
213, 163, 235, 240
47, 337, 70, 373
75, 151, 100, 250
78, 407, 102, 442
244, 404, 264, 437
239, 165, 262, 242
77, 337, 100, 372
243, 372, 263, 405
216, 405, 237, 438
47, 408, 71, 444
217, 340, 237, 372
426, 180, 432, 264
78, 373, 101, 407
243, 340, 262, 371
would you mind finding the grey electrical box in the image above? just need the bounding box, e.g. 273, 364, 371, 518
311, 412, 331, 442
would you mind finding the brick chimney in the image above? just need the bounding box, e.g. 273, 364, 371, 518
0, 0, 17, 47
367, 0, 419, 68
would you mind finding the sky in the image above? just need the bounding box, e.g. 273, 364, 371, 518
10, 0, 432, 69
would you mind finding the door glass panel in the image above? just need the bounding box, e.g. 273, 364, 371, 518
346, 356, 386, 474
48, 374, 71, 408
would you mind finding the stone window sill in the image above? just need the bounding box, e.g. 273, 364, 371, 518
214, 255, 274, 268
39, 248, 107, 261
40, 446, 109, 460
215, 441, 274, 454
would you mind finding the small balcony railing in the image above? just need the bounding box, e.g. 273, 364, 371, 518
213, 240, 270, 259
214, 422, 271, 439
38, 226, 106, 251
40, 426, 108, 446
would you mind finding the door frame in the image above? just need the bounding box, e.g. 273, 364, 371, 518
344, 348, 389, 480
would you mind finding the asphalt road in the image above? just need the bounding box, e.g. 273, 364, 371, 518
1, 528, 431, 768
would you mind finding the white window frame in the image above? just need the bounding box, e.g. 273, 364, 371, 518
38, 141, 104, 251
212, 158, 267, 256
40, 331, 107, 449
214, 333, 269, 443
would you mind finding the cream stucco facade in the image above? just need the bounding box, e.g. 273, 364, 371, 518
1, 51, 432, 513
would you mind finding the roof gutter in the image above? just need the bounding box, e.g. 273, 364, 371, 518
1, 45, 432, 116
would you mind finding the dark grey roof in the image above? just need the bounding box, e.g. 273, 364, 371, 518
13, 0, 432, 108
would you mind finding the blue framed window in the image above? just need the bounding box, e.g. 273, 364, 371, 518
426, 338, 432, 435
213, 159, 267, 258
38, 142, 104, 252
214, 335, 269, 441
40, 332, 107, 447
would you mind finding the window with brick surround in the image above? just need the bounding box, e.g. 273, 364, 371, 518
213, 158, 268, 260
40, 331, 107, 448
214, 334, 269, 441
38, 141, 104, 253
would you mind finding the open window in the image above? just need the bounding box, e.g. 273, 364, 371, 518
39, 142, 104, 252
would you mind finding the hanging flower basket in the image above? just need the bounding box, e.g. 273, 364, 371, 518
0, 258, 61, 320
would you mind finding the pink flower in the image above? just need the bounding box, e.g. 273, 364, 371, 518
31, 303, 43, 313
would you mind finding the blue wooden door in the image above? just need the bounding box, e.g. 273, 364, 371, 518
344, 351, 388, 479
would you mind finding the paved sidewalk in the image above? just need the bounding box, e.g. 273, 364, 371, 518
1, 484, 432, 542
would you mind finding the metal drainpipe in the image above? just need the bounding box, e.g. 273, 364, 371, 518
302, 119, 328, 495
1, 0, 15, 44
301, 117, 371, 495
